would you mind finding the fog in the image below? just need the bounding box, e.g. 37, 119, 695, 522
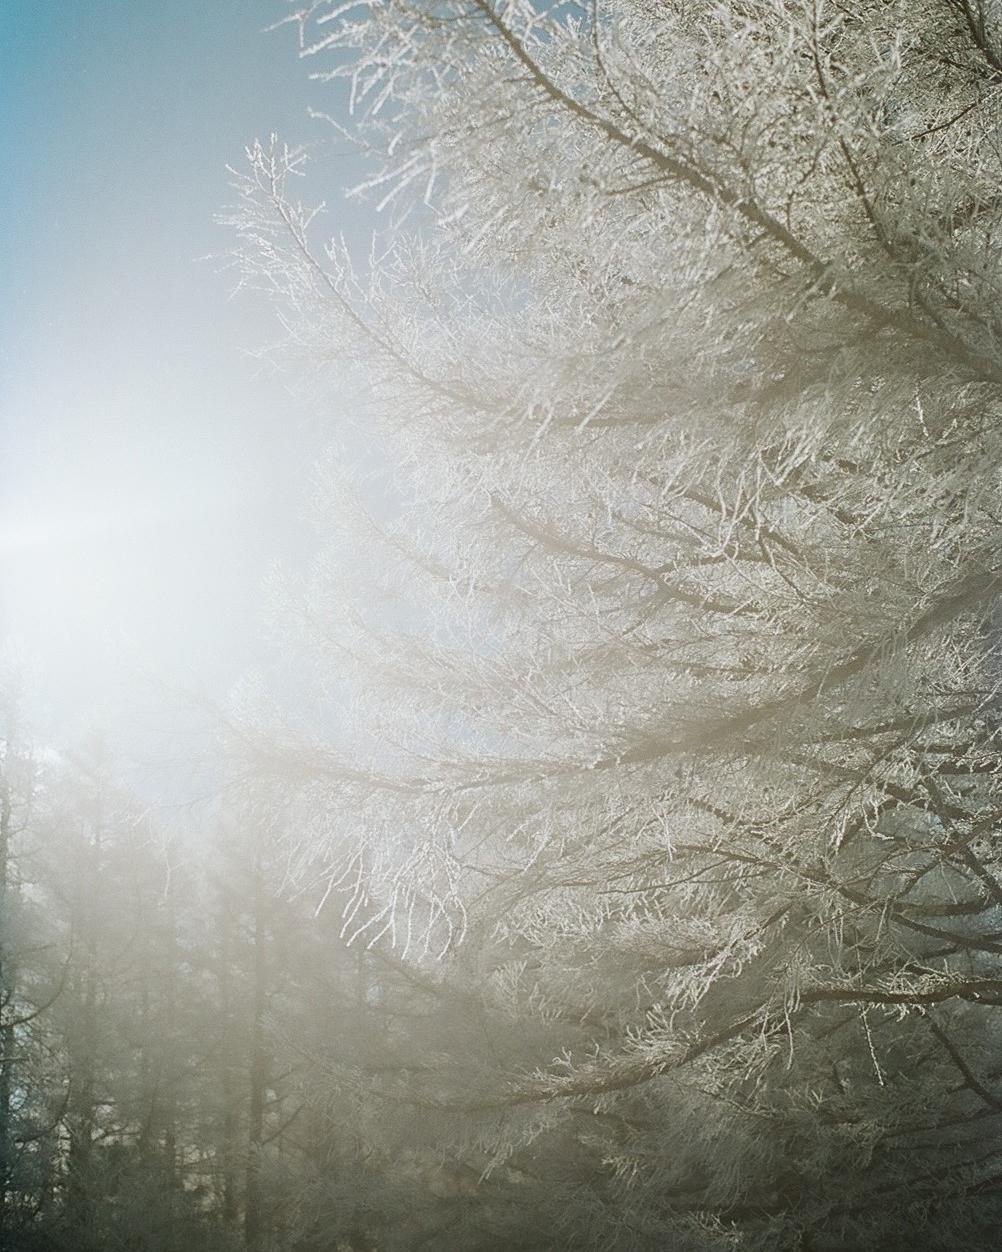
4, 4, 1002, 1251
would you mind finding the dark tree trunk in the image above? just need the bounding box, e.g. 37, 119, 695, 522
0, 764, 14, 1242
244, 855, 268, 1252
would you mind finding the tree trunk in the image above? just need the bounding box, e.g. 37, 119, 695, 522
244, 854, 267, 1252
0, 760, 14, 1242
66, 787, 102, 1249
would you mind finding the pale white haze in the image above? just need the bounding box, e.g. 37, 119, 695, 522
5, 3, 1002, 1252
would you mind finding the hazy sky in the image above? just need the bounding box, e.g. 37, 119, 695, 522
1, 1, 364, 775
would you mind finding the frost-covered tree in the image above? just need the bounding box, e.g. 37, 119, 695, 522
227, 2, 1002, 1247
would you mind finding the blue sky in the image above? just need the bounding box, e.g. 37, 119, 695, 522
0, 0, 366, 769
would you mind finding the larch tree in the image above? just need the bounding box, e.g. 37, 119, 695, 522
226, 1, 1002, 1247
